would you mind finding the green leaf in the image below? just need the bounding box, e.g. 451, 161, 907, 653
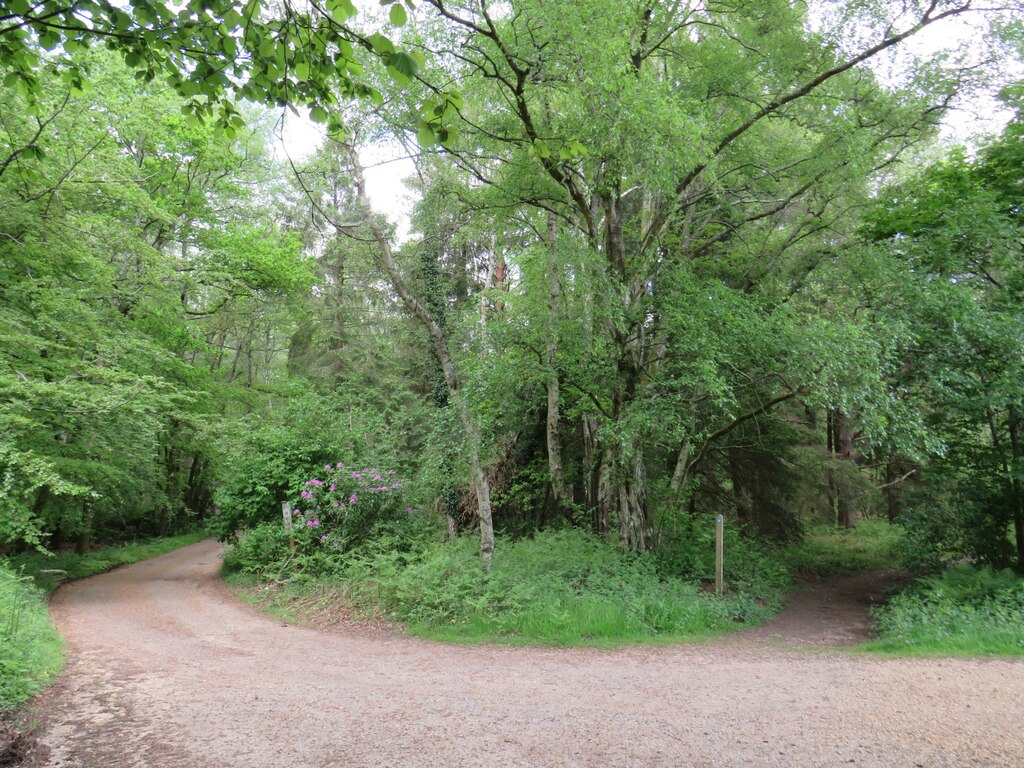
389, 51, 418, 79
389, 3, 407, 26
367, 33, 394, 55
386, 65, 411, 86
416, 122, 436, 148
309, 105, 329, 124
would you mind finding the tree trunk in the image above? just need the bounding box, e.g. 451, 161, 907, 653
1008, 405, 1024, 566
669, 441, 691, 494
346, 144, 495, 569
598, 441, 650, 551
544, 212, 569, 511
830, 409, 857, 529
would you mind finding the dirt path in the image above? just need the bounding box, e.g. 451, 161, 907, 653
21, 540, 1024, 767
733, 569, 908, 648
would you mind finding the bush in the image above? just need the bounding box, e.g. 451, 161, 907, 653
222, 462, 431, 578
0, 565, 62, 710
654, 514, 790, 604
327, 529, 782, 644
868, 565, 1024, 655
209, 387, 408, 541
777, 519, 903, 576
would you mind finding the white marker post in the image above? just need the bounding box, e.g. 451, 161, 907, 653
715, 515, 724, 596
282, 500, 295, 551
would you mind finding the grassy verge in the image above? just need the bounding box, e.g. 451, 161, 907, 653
224, 527, 787, 647
5, 532, 207, 594
777, 519, 903, 577
863, 565, 1024, 656
0, 531, 207, 713
0, 566, 61, 711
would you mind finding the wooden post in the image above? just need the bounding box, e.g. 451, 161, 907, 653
715, 514, 724, 596
282, 500, 295, 551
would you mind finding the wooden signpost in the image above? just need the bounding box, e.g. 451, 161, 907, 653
715, 515, 724, 596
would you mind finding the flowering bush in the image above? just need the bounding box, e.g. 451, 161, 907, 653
288, 463, 411, 553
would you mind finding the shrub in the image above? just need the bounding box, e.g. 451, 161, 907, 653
0, 565, 62, 710
868, 565, 1024, 655
337, 529, 782, 644
778, 518, 903, 576
653, 514, 790, 603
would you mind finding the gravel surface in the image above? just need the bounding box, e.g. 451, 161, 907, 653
23, 539, 1024, 767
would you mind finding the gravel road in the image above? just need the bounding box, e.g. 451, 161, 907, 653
25, 539, 1024, 767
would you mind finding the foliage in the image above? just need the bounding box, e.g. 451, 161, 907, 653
209, 388, 418, 541
227, 526, 786, 645
0, 564, 61, 710
867, 565, 1024, 655
0, 0, 425, 136
653, 513, 790, 604
778, 520, 904, 577
0, 53, 310, 552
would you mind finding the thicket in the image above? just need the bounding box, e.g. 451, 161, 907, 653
0, 566, 61, 710
225, 523, 787, 644
868, 566, 1024, 655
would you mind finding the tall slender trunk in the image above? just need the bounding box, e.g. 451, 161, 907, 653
544, 212, 569, 512
1007, 405, 1024, 566
346, 145, 494, 569
830, 409, 857, 529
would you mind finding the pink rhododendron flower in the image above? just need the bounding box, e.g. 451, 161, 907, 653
320, 534, 328, 542
325, 464, 332, 470
405, 507, 411, 513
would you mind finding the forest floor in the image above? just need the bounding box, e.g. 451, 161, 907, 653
8, 539, 1024, 767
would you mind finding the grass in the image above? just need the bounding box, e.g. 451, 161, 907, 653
862, 564, 1024, 656
0, 566, 62, 711
224, 527, 787, 646
0, 531, 208, 712
777, 518, 903, 577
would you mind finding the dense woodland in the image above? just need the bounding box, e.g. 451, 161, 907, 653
2, 0, 1024, 588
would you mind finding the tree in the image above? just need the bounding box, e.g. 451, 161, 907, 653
0, 0, 424, 135
394, 0, 1009, 550
0, 52, 310, 550
863, 95, 1024, 566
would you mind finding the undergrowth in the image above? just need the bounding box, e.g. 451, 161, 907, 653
0, 566, 61, 710
224, 526, 788, 646
865, 565, 1024, 656
777, 519, 902, 576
